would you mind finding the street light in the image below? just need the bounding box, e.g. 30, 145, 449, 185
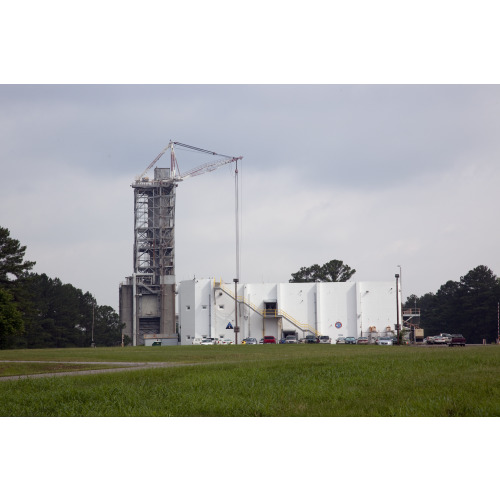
395, 274, 400, 344
398, 265, 406, 342
233, 278, 239, 344
91, 301, 96, 348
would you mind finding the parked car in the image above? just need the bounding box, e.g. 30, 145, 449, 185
319, 336, 331, 344
425, 336, 436, 344
449, 334, 466, 347
376, 336, 394, 345
244, 338, 258, 345
434, 333, 452, 345
259, 338, 264, 344
192, 338, 203, 345
357, 337, 369, 344
279, 337, 287, 344
263, 336, 276, 344
219, 338, 234, 345
304, 335, 318, 344
433, 337, 447, 344
285, 335, 299, 344
336, 336, 346, 344
201, 338, 216, 345
344, 337, 356, 344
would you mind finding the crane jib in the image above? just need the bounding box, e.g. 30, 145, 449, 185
173, 141, 241, 160
137, 141, 242, 181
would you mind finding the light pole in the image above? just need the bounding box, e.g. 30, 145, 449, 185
398, 265, 406, 342
91, 301, 96, 348
395, 274, 400, 344
233, 278, 239, 344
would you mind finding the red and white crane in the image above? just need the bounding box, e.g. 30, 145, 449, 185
129, 140, 243, 345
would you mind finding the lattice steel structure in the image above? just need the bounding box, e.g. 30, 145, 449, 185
133, 168, 175, 283
120, 141, 242, 346
129, 167, 177, 345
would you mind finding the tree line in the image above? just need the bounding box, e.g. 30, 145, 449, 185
0, 226, 126, 349
404, 265, 500, 344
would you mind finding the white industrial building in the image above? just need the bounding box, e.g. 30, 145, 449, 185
178, 278, 401, 344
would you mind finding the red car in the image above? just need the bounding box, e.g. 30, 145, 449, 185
449, 334, 466, 347
263, 336, 276, 344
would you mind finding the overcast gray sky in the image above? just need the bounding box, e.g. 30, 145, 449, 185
1, 84, 499, 311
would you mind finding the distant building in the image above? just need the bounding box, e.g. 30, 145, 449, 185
178, 278, 400, 344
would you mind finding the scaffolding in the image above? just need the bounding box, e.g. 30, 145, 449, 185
130, 167, 177, 345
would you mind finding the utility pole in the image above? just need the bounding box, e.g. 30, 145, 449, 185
395, 274, 400, 344
91, 301, 96, 348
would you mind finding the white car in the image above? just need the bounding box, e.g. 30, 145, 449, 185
218, 338, 234, 345
319, 336, 331, 344
192, 338, 203, 345
434, 334, 452, 344
336, 336, 346, 344
201, 338, 216, 345
376, 336, 394, 345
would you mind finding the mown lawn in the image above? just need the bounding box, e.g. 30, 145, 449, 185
0, 345, 498, 416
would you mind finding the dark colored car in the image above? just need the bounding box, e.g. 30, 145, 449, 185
304, 335, 317, 343
449, 334, 466, 347
263, 336, 276, 344
344, 337, 356, 344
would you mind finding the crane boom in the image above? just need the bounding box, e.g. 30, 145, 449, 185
136, 143, 172, 180
180, 155, 242, 180
136, 141, 242, 183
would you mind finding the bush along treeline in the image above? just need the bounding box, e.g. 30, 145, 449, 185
404, 265, 500, 344
0, 226, 127, 349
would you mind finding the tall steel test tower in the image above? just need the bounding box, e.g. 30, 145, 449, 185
119, 141, 242, 346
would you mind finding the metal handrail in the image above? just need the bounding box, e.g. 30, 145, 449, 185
217, 281, 320, 336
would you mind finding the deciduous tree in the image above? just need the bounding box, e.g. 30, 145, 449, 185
290, 259, 356, 283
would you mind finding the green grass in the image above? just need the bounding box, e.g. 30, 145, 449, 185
0, 345, 499, 416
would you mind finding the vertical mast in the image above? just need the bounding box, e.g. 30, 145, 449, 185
235, 159, 240, 282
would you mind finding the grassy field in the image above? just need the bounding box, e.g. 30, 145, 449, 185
0, 345, 499, 416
